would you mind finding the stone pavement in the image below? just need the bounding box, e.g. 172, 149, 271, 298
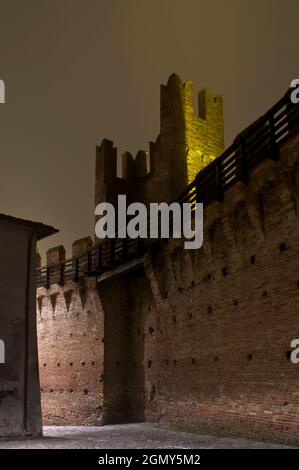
0, 424, 292, 449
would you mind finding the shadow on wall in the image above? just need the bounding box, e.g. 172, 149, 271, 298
98, 268, 150, 424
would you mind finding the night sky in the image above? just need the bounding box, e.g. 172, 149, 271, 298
0, 0, 297, 261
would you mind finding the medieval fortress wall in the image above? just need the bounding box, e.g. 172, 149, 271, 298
36, 75, 299, 445
143, 134, 299, 444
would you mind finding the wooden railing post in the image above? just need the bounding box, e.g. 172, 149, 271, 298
215, 161, 224, 202
87, 251, 92, 276
74, 258, 79, 283
268, 112, 279, 161
46, 266, 50, 290
59, 262, 65, 286
238, 136, 249, 184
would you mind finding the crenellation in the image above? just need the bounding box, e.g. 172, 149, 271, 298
72, 236, 93, 258
96, 139, 117, 184
46, 245, 65, 266
135, 150, 148, 178
121, 151, 136, 181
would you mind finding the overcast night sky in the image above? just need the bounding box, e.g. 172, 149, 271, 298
0, 0, 297, 260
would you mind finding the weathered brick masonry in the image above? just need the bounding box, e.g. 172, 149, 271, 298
37, 75, 299, 445
142, 134, 299, 445
37, 280, 103, 424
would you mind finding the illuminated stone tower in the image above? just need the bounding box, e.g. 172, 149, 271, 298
184, 81, 224, 183
160, 74, 224, 186
94, 74, 224, 213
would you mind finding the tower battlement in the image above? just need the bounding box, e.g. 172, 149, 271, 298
94, 74, 224, 222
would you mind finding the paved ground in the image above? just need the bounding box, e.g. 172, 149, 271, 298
0, 424, 291, 449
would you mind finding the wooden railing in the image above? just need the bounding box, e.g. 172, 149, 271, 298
179, 89, 298, 209
36, 89, 299, 288
36, 238, 146, 288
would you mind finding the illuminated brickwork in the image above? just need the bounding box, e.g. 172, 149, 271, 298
184, 82, 224, 183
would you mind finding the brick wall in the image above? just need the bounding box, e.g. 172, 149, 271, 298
37, 278, 104, 425
37, 133, 299, 443
142, 133, 299, 445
